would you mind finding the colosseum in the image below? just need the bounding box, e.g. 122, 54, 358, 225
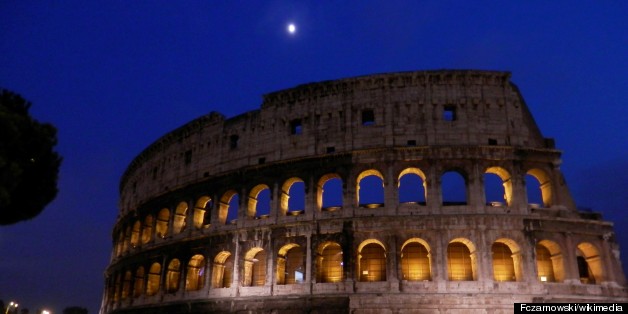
101, 70, 627, 313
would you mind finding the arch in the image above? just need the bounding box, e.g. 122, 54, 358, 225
133, 266, 145, 298
130, 220, 141, 247
536, 240, 564, 283
526, 168, 553, 207
141, 215, 153, 244
485, 167, 512, 206
248, 184, 271, 218
166, 259, 181, 293
121, 270, 132, 300
357, 239, 386, 282
243, 247, 266, 286
115, 231, 124, 257
186, 254, 206, 291
156, 208, 170, 238
173, 202, 188, 234
491, 238, 522, 282
316, 241, 343, 283
193, 196, 211, 229
113, 273, 121, 302
398, 168, 427, 205
281, 177, 305, 215
576, 242, 604, 284
400, 238, 431, 281
277, 244, 304, 285
441, 170, 467, 206
123, 226, 131, 253
357, 169, 385, 208
212, 251, 233, 288
317, 173, 343, 211
447, 238, 476, 281
146, 262, 161, 296
218, 190, 239, 225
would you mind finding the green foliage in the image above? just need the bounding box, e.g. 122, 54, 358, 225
0, 89, 61, 225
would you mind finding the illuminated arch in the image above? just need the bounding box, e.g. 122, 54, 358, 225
526, 168, 553, 208
576, 242, 604, 284
166, 259, 181, 293
173, 202, 188, 234
156, 208, 170, 238
485, 166, 512, 206
316, 241, 343, 283
141, 215, 153, 244
248, 184, 271, 218
133, 266, 145, 298
400, 238, 431, 281
447, 238, 476, 281
357, 169, 385, 208
357, 239, 386, 282
316, 173, 343, 211
277, 244, 305, 285
130, 220, 141, 247
121, 270, 132, 300
146, 262, 161, 296
218, 190, 238, 225
280, 177, 305, 215
398, 168, 427, 205
193, 196, 211, 229
211, 251, 233, 288
243, 247, 266, 286
186, 254, 206, 291
536, 240, 564, 283
491, 238, 522, 282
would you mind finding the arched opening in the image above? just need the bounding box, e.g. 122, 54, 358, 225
576, 242, 604, 284
441, 170, 467, 206
398, 168, 427, 205
166, 259, 181, 293
243, 248, 267, 286
212, 251, 233, 288
357, 170, 385, 208
316, 242, 343, 283
447, 239, 476, 281
536, 240, 564, 282
146, 262, 161, 296
400, 238, 431, 281
218, 191, 239, 225
484, 167, 512, 207
115, 231, 124, 257
133, 266, 145, 298
141, 215, 153, 244
193, 196, 212, 229
317, 174, 343, 211
121, 271, 132, 300
113, 273, 121, 302
358, 240, 386, 282
123, 226, 131, 253
156, 208, 170, 238
130, 220, 141, 248
492, 243, 515, 281
281, 178, 305, 215
186, 254, 206, 291
277, 244, 305, 285
526, 169, 553, 208
248, 184, 271, 218
173, 202, 188, 234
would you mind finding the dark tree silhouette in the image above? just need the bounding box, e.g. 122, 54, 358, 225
0, 89, 61, 225
63, 307, 88, 314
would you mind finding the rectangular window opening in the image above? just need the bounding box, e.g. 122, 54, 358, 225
229, 135, 239, 149
407, 140, 417, 146
488, 139, 498, 146
290, 119, 303, 135
362, 109, 375, 126
184, 150, 192, 165
443, 106, 456, 121
326, 146, 335, 153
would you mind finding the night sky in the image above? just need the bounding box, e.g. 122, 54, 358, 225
1, 1, 627, 313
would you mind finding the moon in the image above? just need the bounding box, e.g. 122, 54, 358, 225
287, 23, 296, 34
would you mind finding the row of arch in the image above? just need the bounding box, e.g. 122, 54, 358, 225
107, 237, 604, 303
114, 166, 553, 257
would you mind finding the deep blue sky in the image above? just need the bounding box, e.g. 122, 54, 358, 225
1, 1, 627, 313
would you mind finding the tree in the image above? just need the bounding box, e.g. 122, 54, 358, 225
0, 89, 61, 225
63, 307, 88, 314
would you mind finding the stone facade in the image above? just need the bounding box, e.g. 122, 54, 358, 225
102, 70, 627, 314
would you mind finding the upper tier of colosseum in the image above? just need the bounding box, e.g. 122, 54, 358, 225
119, 70, 555, 212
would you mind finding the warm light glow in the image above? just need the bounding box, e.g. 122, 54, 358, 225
540, 276, 548, 282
